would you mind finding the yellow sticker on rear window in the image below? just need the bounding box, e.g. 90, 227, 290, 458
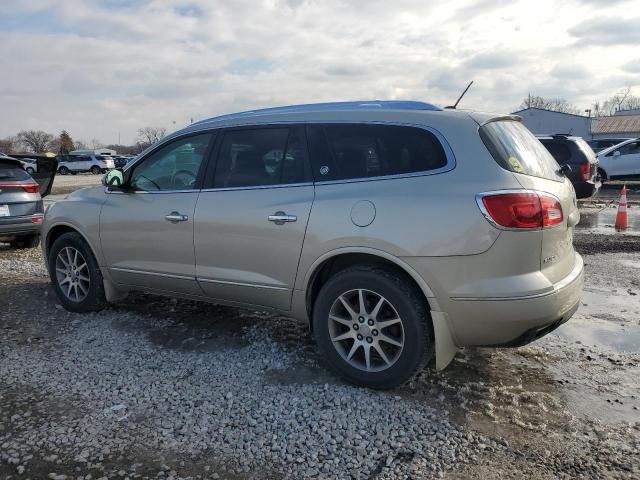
508, 156, 524, 173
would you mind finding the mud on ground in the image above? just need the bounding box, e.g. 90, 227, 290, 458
1, 233, 639, 479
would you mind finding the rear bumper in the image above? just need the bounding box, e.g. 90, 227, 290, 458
445, 252, 584, 347
0, 215, 43, 239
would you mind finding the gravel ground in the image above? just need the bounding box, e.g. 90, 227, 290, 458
1, 231, 639, 479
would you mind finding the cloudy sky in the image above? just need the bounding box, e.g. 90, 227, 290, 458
1, 0, 639, 145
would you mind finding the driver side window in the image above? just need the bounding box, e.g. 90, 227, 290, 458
130, 133, 213, 191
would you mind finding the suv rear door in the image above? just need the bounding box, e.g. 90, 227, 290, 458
480, 119, 580, 284
194, 126, 314, 310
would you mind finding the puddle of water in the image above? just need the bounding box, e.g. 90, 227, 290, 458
577, 205, 640, 234
577, 288, 640, 325
554, 317, 640, 352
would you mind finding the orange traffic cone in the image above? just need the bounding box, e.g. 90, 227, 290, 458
615, 185, 628, 231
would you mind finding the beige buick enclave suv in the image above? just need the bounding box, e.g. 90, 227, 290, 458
42, 101, 583, 388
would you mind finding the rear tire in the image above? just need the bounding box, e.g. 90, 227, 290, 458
313, 266, 433, 389
10, 234, 40, 249
26, 167, 35, 175
598, 168, 608, 182
48, 232, 106, 313
58, 166, 69, 175
90, 165, 101, 175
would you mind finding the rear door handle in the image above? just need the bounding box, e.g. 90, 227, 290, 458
268, 211, 297, 225
165, 211, 188, 223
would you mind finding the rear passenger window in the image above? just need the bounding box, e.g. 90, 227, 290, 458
213, 127, 309, 188
306, 124, 448, 181
540, 141, 572, 164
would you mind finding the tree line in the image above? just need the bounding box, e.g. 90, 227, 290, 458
519, 86, 640, 116
0, 127, 167, 155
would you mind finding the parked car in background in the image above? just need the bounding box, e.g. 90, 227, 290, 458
43, 101, 583, 388
19, 158, 38, 175
113, 155, 135, 168
596, 137, 640, 180
1, 156, 56, 248
537, 134, 600, 198
56, 153, 115, 175
587, 138, 629, 153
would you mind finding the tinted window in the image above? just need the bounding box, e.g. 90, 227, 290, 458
307, 124, 447, 181
618, 141, 640, 156
480, 121, 561, 181
0, 162, 30, 181
213, 127, 309, 188
540, 140, 572, 164
130, 133, 212, 191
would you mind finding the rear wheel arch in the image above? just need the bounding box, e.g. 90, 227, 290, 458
305, 250, 436, 328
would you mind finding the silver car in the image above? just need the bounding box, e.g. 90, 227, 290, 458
42, 101, 583, 388
1, 156, 56, 248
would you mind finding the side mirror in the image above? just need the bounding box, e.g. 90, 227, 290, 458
103, 169, 125, 188
613, 150, 621, 157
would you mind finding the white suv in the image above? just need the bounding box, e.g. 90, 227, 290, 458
57, 154, 115, 175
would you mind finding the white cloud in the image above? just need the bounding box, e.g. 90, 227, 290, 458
0, 0, 639, 144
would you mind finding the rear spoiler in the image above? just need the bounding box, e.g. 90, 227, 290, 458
479, 115, 522, 127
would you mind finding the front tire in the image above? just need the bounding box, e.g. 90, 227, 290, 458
58, 166, 69, 175
48, 232, 106, 312
26, 167, 35, 175
10, 234, 40, 249
313, 266, 433, 389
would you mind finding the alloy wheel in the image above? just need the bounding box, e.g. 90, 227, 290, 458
55, 246, 90, 302
328, 289, 404, 372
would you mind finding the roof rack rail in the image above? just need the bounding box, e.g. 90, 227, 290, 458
193, 100, 442, 125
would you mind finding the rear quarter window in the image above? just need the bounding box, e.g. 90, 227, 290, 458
480, 120, 562, 181
306, 124, 448, 181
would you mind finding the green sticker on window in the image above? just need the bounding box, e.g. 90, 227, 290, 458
508, 156, 524, 173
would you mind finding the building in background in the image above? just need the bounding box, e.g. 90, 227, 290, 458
512, 108, 591, 138
591, 109, 640, 140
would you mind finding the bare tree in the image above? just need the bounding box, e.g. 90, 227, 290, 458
74, 140, 88, 150
16, 130, 54, 153
90, 138, 104, 149
136, 127, 167, 150
592, 87, 640, 116
0, 136, 18, 154
519, 94, 580, 114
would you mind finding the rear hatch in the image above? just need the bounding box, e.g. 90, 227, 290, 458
0, 160, 43, 218
479, 119, 580, 284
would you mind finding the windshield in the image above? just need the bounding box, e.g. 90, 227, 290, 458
480, 120, 562, 181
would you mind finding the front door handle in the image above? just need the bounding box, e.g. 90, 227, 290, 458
268, 211, 297, 225
165, 211, 188, 223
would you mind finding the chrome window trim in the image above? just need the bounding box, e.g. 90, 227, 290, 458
200, 182, 313, 193
105, 187, 198, 195
110, 267, 194, 281
197, 277, 288, 291
123, 120, 456, 192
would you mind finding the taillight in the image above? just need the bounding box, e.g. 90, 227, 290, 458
478, 191, 563, 229
579, 163, 590, 182
0, 182, 40, 193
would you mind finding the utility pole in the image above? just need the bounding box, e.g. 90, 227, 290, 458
584, 109, 592, 140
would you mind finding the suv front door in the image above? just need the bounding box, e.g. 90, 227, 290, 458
100, 133, 214, 295
194, 126, 314, 310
